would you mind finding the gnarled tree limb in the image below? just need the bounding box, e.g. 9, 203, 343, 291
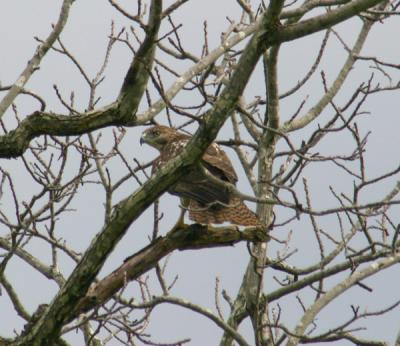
74, 224, 268, 318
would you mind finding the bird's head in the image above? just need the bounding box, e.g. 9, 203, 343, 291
140, 125, 179, 151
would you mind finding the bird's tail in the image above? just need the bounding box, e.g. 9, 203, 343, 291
188, 197, 262, 226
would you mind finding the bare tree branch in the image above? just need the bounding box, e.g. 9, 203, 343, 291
0, 0, 74, 118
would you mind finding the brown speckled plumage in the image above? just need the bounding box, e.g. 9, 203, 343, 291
141, 125, 261, 226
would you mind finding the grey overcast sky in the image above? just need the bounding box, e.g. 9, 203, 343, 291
1, 1, 400, 345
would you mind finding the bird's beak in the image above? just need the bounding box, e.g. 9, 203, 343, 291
140, 136, 145, 146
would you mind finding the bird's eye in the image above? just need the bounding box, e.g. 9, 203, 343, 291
151, 130, 159, 136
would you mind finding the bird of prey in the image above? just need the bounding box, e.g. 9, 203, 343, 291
140, 125, 260, 226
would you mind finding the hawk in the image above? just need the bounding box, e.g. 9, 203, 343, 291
140, 125, 260, 226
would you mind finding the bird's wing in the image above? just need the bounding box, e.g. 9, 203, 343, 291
202, 144, 238, 184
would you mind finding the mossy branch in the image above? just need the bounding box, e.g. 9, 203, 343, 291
74, 224, 268, 317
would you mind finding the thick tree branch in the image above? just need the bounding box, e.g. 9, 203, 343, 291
277, 0, 384, 43
117, 0, 162, 121
74, 224, 268, 317
220, 3, 284, 344
281, 0, 352, 21
0, 105, 119, 158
